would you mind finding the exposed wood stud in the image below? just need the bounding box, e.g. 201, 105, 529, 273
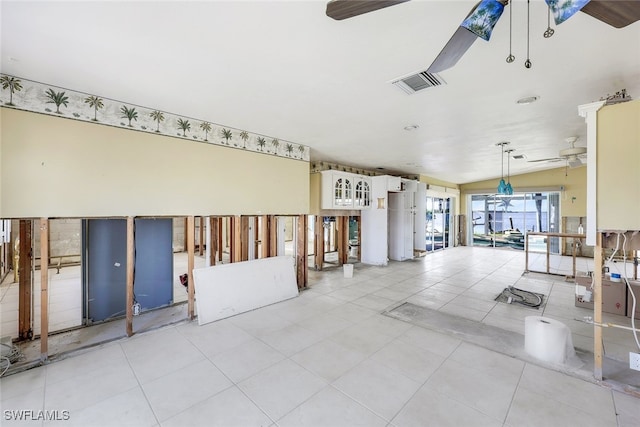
126, 216, 134, 337
337, 216, 349, 265
252, 216, 260, 259
218, 218, 223, 262
594, 231, 603, 380
269, 216, 278, 257
314, 215, 324, 270
210, 217, 218, 266
261, 215, 270, 258
199, 217, 204, 256
187, 216, 195, 320
40, 218, 49, 360
296, 215, 308, 289
18, 220, 32, 341
241, 216, 250, 261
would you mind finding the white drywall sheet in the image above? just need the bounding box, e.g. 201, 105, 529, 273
193, 255, 298, 325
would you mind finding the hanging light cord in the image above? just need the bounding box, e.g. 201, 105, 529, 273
506, 1, 515, 63
501, 144, 505, 179
525, 0, 532, 68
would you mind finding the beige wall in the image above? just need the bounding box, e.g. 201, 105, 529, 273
459, 166, 587, 218
419, 174, 459, 190
596, 100, 640, 230
1, 109, 309, 218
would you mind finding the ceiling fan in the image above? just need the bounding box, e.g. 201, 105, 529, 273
528, 136, 586, 168
326, 0, 640, 73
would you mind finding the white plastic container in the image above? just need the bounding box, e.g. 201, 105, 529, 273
343, 263, 354, 278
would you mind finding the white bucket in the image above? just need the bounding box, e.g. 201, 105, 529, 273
343, 263, 354, 278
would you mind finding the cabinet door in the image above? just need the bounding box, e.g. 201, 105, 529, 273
355, 178, 371, 208
334, 175, 353, 208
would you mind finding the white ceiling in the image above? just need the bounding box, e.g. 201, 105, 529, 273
2, 0, 639, 184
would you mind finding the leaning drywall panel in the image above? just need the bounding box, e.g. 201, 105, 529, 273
193, 255, 298, 325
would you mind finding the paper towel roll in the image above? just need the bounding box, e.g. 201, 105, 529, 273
524, 316, 575, 365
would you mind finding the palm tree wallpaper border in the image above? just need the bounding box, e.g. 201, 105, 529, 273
0, 74, 310, 161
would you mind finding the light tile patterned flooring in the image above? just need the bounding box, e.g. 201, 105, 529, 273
1, 247, 639, 426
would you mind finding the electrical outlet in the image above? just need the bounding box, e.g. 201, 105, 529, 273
630, 352, 640, 371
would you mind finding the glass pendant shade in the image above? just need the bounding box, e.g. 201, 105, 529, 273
497, 179, 507, 194
461, 0, 506, 41
544, 0, 591, 25
505, 182, 513, 195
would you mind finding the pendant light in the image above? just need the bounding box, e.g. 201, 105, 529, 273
505, 148, 514, 195
496, 142, 509, 194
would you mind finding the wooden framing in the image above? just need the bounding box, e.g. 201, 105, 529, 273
336, 216, 349, 265
254, 217, 260, 259
199, 217, 204, 256
18, 219, 32, 340
210, 217, 218, 265
229, 216, 242, 262
261, 215, 270, 258
296, 214, 308, 289
594, 232, 603, 380
314, 215, 324, 270
39, 218, 49, 360
240, 216, 250, 261
187, 216, 195, 320
524, 232, 585, 278
269, 215, 278, 257
218, 218, 223, 262
126, 217, 134, 337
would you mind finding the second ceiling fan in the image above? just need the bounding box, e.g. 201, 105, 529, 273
326, 0, 640, 73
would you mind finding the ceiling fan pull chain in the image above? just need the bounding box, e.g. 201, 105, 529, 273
506, 1, 515, 63
525, 0, 532, 68
544, 4, 555, 38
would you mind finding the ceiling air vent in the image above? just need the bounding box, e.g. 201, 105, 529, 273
391, 71, 445, 95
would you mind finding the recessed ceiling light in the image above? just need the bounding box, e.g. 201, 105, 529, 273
516, 96, 539, 105
404, 124, 419, 131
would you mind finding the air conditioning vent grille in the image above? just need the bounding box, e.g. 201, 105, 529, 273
391, 71, 445, 94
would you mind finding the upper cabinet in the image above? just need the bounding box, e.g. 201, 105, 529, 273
321, 171, 371, 209
388, 176, 402, 192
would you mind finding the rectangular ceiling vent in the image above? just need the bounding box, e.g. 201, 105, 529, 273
391, 71, 445, 95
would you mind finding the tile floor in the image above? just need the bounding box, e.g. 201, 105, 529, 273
1, 247, 639, 426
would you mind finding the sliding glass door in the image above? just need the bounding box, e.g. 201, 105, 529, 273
469, 192, 560, 251
426, 197, 451, 252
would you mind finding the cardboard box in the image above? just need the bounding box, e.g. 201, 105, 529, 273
574, 275, 626, 316
627, 281, 640, 320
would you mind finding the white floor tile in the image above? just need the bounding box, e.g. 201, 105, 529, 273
142, 359, 232, 421
160, 386, 272, 427
210, 338, 284, 383
392, 383, 503, 427
277, 386, 387, 427
290, 339, 366, 382
48, 387, 156, 427
505, 385, 616, 427
238, 359, 326, 420
332, 359, 421, 421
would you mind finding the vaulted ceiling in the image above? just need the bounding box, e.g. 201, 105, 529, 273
2, 1, 639, 183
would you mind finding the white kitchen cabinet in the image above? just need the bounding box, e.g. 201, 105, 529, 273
388, 176, 402, 192
320, 170, 371, 210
